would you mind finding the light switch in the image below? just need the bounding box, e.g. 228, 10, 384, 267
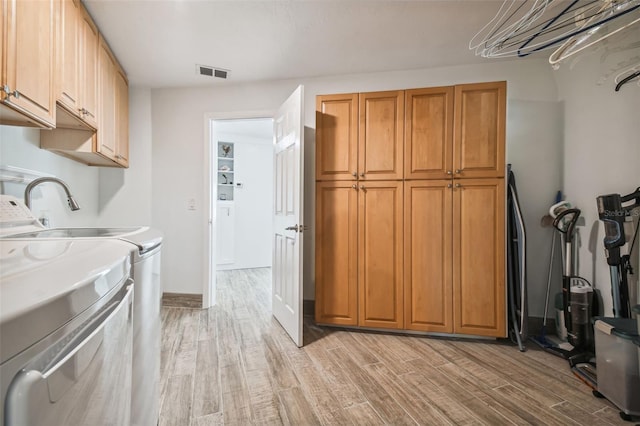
188, 198, 196, 211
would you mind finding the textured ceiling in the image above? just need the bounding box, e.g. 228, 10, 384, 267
84, 1, 515, 88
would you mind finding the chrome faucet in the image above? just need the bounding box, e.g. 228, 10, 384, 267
24, 177, 80, 211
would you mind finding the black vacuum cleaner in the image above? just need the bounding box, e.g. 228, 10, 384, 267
543, 208, 598, 386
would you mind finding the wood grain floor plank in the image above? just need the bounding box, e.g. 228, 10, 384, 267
190, 412, 224, 426
263, 334, 300, 390
334, 331, 380, 366
328, 347, 418, 425
364, 363, 453, 425
278, 387, 322, 426
551, 400, 616, 426
192, 338, 221, 417
159, 374, 193, 426
348, 332, 414, 375
198, 307, 217, 342
494, 385, 581, 425
344, 402, 386, 425
220, 354, 252, 425
245, 368, 286, 424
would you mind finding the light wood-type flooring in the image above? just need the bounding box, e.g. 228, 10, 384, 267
159, 268, 631, 426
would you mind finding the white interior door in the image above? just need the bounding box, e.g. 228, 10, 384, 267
272, 85, 305, 347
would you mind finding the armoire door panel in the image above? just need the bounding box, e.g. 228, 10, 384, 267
453, 179, 506, 337
405, 87, 454, 180
453, 82, 506, 179
316, 94, 358, 181
315, 182, 358, 325
359, 181, 403, 329
359, 91, 404, 180
405, 181, 453, 332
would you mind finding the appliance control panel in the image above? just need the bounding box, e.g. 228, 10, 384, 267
0, 195, 38, 225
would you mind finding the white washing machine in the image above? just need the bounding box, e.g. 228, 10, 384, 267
0, 195, 162, 426
0, 234, 134, 425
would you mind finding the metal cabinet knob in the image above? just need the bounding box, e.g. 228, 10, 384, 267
447, 183, 452, 188
446, 170, 452, 175
352, 184, 357, 189
360, 185, 366, 190
2, 85, 19, 100
455, 169, 463, 174
360, 173, 365, 177
455, 183, 462, 188
352, 172, 357, 177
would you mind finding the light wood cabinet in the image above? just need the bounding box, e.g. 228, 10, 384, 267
315, 181, 358, 325
41, 35, 128, 168
358, 91, 404, 180
316, 94, 358, 181
0, 0, 56, 128
405, 87, 454, 180
404, 180, 453, 333
358, 180, 404, 329
453, 178, 506, 337
55, 0, 98, 130
315, 82, 506, 338
114, 66, 129, 167
453, 82, 506, 179
97, 36, 116, 161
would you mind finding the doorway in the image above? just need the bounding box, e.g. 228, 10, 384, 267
204, 114, 274, 308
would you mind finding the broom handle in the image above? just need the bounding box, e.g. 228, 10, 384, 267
542, 231, 557, 327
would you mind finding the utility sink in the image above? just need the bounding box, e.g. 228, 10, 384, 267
3, 228, 139, 239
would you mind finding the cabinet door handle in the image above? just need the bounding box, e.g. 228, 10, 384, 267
446, 170, 452, 175
2, 85, 19, 100
360, 173, 365, 178
352, 172, 357, 177
455, 183, 462, 188
360, 185, 366, 190
447, 183, 453, 188
455, 169, 463, 174
352, 184, 357, 190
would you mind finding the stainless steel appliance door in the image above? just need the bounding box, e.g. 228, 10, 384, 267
5, 282, 134, 426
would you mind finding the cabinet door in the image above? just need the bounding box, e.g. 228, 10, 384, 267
316, 93, 358, 181
405, 87, 454, 180
358, 91, 404, 180
453, 82, 506, 179
405, 180, 453, 333
57, 0, 80, 113
97, 37, 116, 160
114, 67, 129, 167
79, 5, 98, 128
1, 0, 55, 127
359, 181, 403, 329
453, 178, 506, 337
315, 181, 358, 325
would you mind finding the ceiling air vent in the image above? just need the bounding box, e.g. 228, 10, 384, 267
196, 64, 229, 79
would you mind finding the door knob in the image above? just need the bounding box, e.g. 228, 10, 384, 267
285, 225, 299, 232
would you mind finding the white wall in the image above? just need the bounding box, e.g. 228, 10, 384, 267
151, 58, 563, 309
214, 121, 273, 270
0, 125, 100, 227
553, 48, 640, 316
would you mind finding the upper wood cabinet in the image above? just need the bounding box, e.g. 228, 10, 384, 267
404, 180, 453, 333
405, 87, 454, 180
453, 178, 506, 337
0, 0, 56, 128
453, 82, 506, 179
315, 181, 358, 326
358, 180, 403, 329
97, 35, 117, 161
358, 91, 404, 180
114, 66, 129, 167
316, 93, 358, 181
55, 0, 98, 130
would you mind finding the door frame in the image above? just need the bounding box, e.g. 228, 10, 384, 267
203, 110, 275, 309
